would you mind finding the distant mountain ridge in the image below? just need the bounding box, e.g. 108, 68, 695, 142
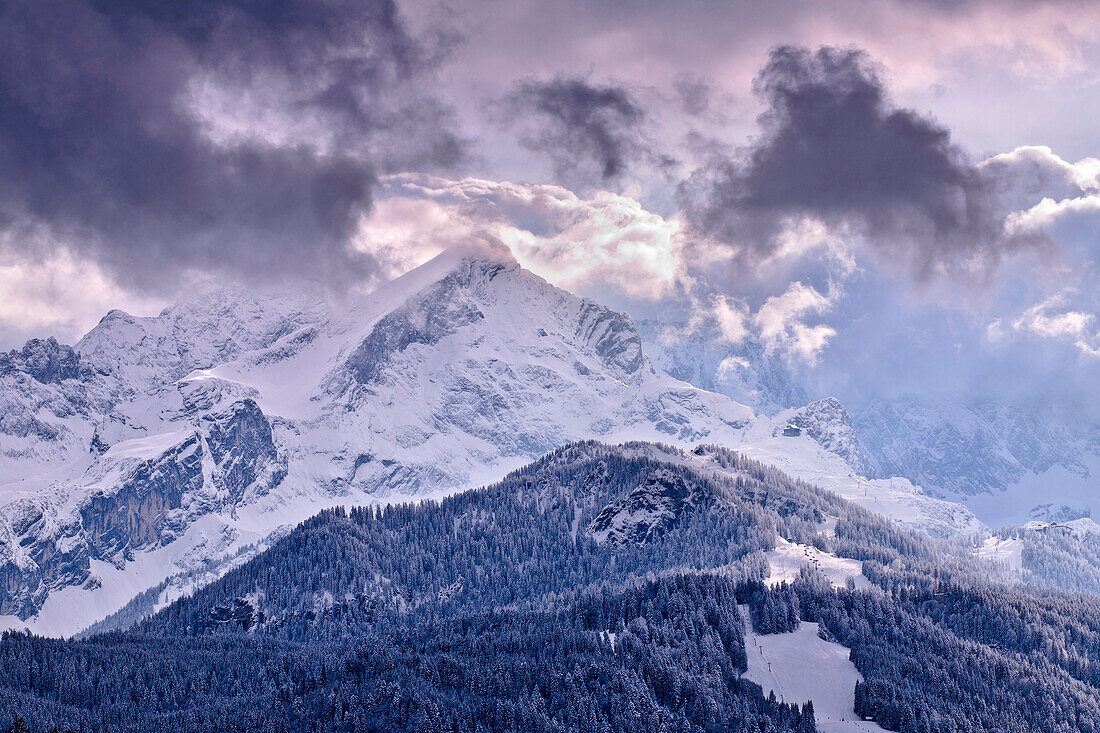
0, 244, 984, 635
0, 246, 762, 632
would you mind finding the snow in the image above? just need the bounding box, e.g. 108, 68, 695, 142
976, 536, 1024, 572
730, 427, 985, 538
1064, 517, 1100, 536
766, 537, 870, 590
964, 453, 1100, 527
102, 428, 194, 461
739, 605, 887, 732
0, 245, 986, 636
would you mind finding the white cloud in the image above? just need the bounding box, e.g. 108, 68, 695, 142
353, 196, 480, 280
1011, 292, 1100, 358
981, 146, 1100, 195
753, 281, 837, 364
985, 146, 1100, 243
1006, 195, 1100, 234
710, 295, 750, 343
373, 174, 691, 301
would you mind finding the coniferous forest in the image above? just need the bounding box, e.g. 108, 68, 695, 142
5, 442, 1100, 732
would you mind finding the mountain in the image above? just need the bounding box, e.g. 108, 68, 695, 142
0, 244, 758, 633
0, 244, 986, 635
852, 396, 1100, 525
4, 441, 1100, 733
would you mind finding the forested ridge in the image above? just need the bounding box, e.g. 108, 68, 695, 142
4, 442, 1100, 732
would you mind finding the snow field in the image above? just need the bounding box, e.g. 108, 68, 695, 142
739, 605, 887, 733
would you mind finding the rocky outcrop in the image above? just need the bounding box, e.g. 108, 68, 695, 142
0, 337, 89, 384
82, 435, 206, 562
589, 468, 720, 544
786, 398, 876, 477
576, 302, 645, 376
0, 399, 285, 618
202, 399, 285, 503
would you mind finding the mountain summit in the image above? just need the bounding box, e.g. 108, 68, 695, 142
0, 248, 763, 633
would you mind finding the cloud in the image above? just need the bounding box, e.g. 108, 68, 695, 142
1006, 196, 1100, 234
497, 76, 664, 186
980, 146, 1100, 215
753, 282, 837, 364
379, 174, 690, 300
679, 45, 1044, 283
711, 295, 751, 343
1010, 292, 1100, 357
0, 0, 463, 292
0, 250, 165, 348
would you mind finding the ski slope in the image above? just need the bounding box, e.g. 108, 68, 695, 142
765, 537, 870, 589
740, 605, 887, 732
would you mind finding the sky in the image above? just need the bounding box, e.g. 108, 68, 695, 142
2, 0, 1099, 413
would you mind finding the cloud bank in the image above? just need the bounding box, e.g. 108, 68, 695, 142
0, 0, 463, 291
680, 45, 1044, 283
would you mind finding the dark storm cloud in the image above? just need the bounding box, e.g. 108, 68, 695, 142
680, 45, 1043, 281
500, 77, 658, 184
673, 74, 717, 117
0, 0, 464, 288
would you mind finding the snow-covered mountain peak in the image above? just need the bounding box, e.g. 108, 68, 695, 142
75, 287, 330, 392
777, 397, 875, 477
324, 246, 648, 400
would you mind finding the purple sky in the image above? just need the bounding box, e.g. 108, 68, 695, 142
1, 0, 1098, 411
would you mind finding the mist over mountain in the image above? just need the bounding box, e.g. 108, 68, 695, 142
3, 0, 1100, 731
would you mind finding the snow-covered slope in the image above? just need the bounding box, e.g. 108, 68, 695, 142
765, 537, 870, 590
853, 396, 1100, 526
733, 411, 983, 538
0, 244, 762, 633
740, 605, 886, 732
0, 243, 985, 635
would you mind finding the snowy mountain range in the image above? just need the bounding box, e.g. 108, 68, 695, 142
851, 396, 1100, 525
0, 243, 993, 635
639, 321, 1100, 526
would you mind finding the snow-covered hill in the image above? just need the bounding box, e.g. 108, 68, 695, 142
0, 243, 983, 635
853, 396, 1100, 525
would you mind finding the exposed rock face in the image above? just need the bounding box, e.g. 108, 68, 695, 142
589, 468, 719, 544
785, 398, 876, 477
202, 399, 286, 503
576, 302, 645, 376
0, 500, 91, 619
0, 337, 88, 384
82, 435, 206, 561
0, 399, 284, 618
